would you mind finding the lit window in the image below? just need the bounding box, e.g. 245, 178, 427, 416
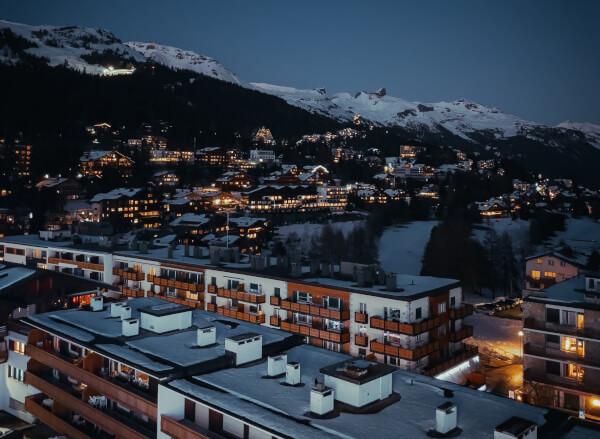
531, 270, 541, 280
544, 272, 556, 278
537, 258, 543, 264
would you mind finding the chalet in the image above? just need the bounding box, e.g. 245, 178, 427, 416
474, 198, 507, 217
35, 177, 82, 200
264, 165, 300, 185
246, 185, 319, 211
297, 165, 331, 185
197, 147, 228, 167
79, 150, 133, 178
252, 126, 276, 146
152, 171, 180, 187
90, 187, 160, 229
249, 149, 276, 163
524, 251, 587, 293
215, 171, 253, 190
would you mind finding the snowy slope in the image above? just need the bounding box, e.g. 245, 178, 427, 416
556, 121, 600, 150
126, 41, 242, 85
0, 20, 145, 74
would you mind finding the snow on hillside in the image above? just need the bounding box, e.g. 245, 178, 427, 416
125, 42, 242, 85
378, 221, 439, 275
0, 20, 145, 74
557, 120, 600, 149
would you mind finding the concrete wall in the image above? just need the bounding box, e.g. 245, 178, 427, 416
323, 374, 392, 408
140, 311, 192, 334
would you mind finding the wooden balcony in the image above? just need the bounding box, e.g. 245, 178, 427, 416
26, 344, 157, 420
207, 284, 217, 294
122, 287, 145, 298
216, 288, 266, 303
270, 316, 280, 326
206, 303, 216, 312
25, 371, 151, 439
370, 315, 441, 335
279, 320, 350, 343
449, 304, 473, 320
148, 276, 202, 292
48, 258, 104, 272
216, 307, 265, 324
270, 296, 281, 306
280, 300, 350, 320
355, 335, 368, 347
524, 317, 599, 339
355, 312, 368, 324
161, 416, 225, 439
423, 345, 479, 377
25, 394, 92, 439
524, 343, 600, 369
121, 271, 145, 281
370, 339, 440, 360
449, 325, 473, 342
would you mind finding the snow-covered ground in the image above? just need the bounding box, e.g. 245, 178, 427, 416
471, 218, 530, 247
378, 221, 438, 275
465, 312, 523, 360
548, 216, 600, 249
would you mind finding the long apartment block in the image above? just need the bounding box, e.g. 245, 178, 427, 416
16, 296, 598, 439
522, 270, 600, 421
0, 234, 475, 376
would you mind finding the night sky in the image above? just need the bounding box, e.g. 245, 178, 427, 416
3, 0, 599, 125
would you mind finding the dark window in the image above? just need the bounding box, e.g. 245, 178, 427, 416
416, 307, 422, 319
208, 409, 223, 433
450, 297, 456, 308
274, 287, 281, 298
546, 360, 560, 376
184, 399, 195, 422
590, 279, 595, 290
211, 277, 217, 286
564, 392, 580, 411
358, 348, 366, 357
546, 308, 560, 323
546, 334, 560, 344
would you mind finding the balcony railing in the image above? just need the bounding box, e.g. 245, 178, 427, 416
279, 320, 350, 343
216, 307, 265, 324
422, 345, 479, 377
370, 339, 440, 360
524, 318, 599, 339
216, 287, 266, 304
48, 257, 104, 272
25, 370, 153, 439
270, 296, 281, 306
355, 334, 368, 347
524, 343, 600, 369
370, 315, 441, 335
449, 325, 473, 342
523, 368, 600, 395
449, 304, 473, 320
26, 344, 157, 420
25, 394, 92, 439
280, 299, 350, 320
355, 312, 368, 324
161, 416, 227, 439
122, 287, 145, 298
147, 274, 203, 292
270, 316, 281, 326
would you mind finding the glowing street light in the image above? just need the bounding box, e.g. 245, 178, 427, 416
518, 330, 524, 359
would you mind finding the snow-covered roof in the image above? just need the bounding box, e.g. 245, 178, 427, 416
35, 177, 70, 189
228, 217, 266, 228
0, 266, 35, 290
90, 188, 141, 202
169, 213, 210, 227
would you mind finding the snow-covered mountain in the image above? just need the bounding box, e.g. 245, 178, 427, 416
556, 121, 600, 150
1, 19, 598, 150
125, 41, 242, 85
0, 20, 145, 74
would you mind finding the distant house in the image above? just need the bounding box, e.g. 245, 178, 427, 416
79, 150, 133, 178
216, 171, 253, 190
35, 177, 82, 200
91, 187, 160, 229
524, 251, 586, 293
196, 147, 228, 167
153, 171, 180, 187
474, 198, 507, 217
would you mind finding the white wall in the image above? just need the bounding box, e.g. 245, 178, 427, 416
140, 310, 192, 333
157, 385, 186, 439
323, 374, 392, 408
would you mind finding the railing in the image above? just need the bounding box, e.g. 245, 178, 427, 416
25, 394, 92, 439
449, 325, 473, 342
206, 303, 216, 312
26, 344, 157, 420
524, 318, 599, 339
423, 345, 479, 377
355, 335, 368, 347
207, 285, 217, 294
279, 320, 350, 343
270, 296, 281, 306
216, 287, 266, 304
48, 257, 104, 272
270, 316, 281, 326
370, 315, 441, 335
370, 339, 440, 360
523, 343, 600, 369
147, 275, 203, 292
449, 304, 473, 320
216, 307, 265, 324
355, 312, 368, 324
25, 370, 152, 439
147, 293, 204, 309
523, 368, 600, 394
280, 299, 350, 320
161, 416, 226, 439
122, 287, 145, 298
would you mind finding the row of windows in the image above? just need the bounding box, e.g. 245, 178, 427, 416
8, 365, 25, 382
536, 258, 567, 267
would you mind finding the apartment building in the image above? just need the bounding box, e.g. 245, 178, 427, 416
1, 235, 475, 378
13, 295, 597, 439
522, 271, 600, 420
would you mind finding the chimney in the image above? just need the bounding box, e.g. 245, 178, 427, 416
193, 245, 200, 258
310, 384, 334, 416
267, 354, 287, 377
263, 250, 271, 268
167, 244, 174, 258
110, 302, 124, 317
494, 417, 537, 439
120, 305, 132, 320
184, 243, 190, 257
122, 318, 139, 337
309, 260, 319, 276
356, 268, 366, 287
386, 272, 397, 291
197, 326, 216, 347
377, 269, 386, 285
321, 262, 330, 277
210, 248, 220, 264
436, 402, 457, 435
225, 334, 262, 366
285, 362, 301, 385
139, 241, 149, 254
291, 262, 302, 278
90, 296, 103, 311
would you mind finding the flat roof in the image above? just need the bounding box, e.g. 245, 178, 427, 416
319, 359, 396, 385
138, 303, 191, 317
495, 416, 537, 436
525, 275, 600, 311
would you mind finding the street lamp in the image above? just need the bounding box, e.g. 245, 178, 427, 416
518, 330, 524, 359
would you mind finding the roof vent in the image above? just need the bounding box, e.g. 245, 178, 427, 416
122, 318, 139, 337
386, 272, 397, 291
436, 402, 457, 435
110, 302, 124, 317
197, 326, 216, 347
225, 333, 262, 366
90, 296, 103, 312
267, 354, 287, 377
285, 362, 301, 385
494, 416, 537, 439
310, 382, 334, 416
120, 305, 131, 320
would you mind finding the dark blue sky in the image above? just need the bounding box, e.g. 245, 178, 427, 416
3, 0, 599, 125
